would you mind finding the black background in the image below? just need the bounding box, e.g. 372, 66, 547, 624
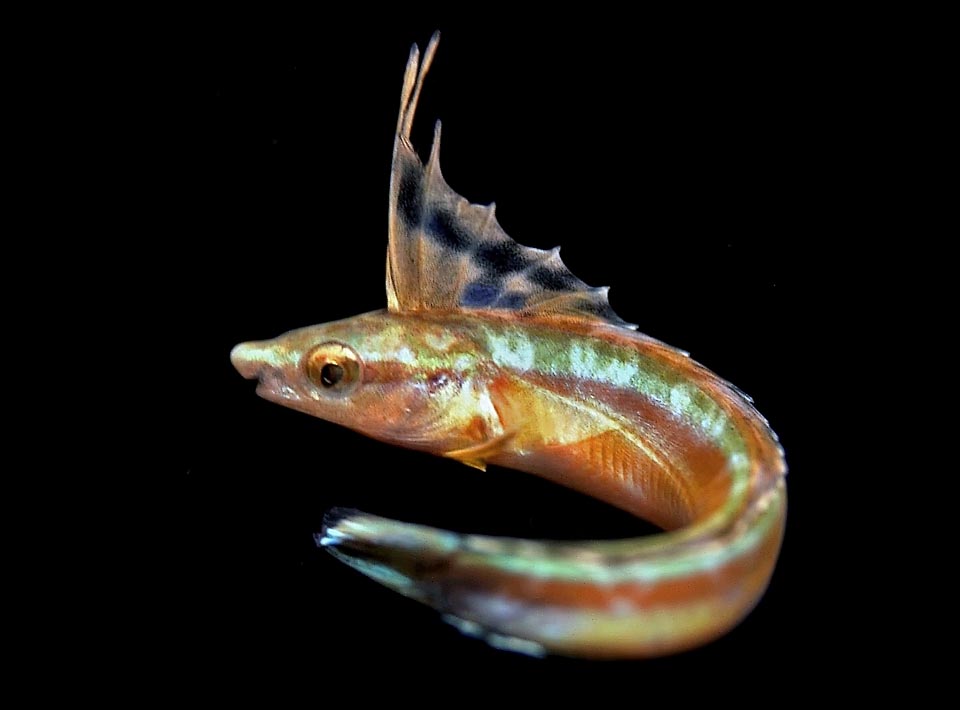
142, 13, 867, 694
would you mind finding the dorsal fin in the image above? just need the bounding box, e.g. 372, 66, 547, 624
386, 32, 636, 329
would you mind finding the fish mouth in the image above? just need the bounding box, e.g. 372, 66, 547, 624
231, 341, 302, 404
256, 371, 305, 407
230, 341, 266, 380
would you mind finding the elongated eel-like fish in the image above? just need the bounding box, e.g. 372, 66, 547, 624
230, 33, 786, 658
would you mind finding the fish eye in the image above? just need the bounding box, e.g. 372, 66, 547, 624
320, 363, 343, 387
303, 342, 362, 395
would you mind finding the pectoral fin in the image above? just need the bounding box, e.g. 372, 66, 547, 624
443, 430, 516, 471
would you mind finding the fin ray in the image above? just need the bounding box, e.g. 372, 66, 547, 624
386, 34, 634, 328
443, 430, 517, 471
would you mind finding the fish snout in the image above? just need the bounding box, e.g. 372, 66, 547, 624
230, 341, 273, 380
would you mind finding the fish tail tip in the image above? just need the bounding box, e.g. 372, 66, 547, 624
314, 534, 336, 548
317, 507, 364, 548
322, 506, 360, 528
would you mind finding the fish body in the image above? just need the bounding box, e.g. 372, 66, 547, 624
231, 33, 786, 658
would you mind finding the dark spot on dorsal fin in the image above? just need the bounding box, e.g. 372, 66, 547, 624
397, 163, 423, 228
461, 281, 500, 307
474, 241, 534, 276
495, 292, 527, 309
427, 205, 471, 250
528, 263, 580, 291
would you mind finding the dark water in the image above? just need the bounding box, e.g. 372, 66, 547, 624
140, 15, 862, 697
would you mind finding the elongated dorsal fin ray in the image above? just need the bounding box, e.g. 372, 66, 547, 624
386, 33, 635, 329
399, 32, 440, 141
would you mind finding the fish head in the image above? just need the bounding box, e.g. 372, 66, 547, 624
231, 310, 488, 450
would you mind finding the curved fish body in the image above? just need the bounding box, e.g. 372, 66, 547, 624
231, 33, 786, 658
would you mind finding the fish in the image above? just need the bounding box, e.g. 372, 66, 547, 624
230, 32, 787, 659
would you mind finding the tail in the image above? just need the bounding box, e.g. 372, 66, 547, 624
317, 479, 786, 659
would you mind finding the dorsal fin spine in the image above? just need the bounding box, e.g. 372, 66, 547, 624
386, 32, 636, 330
396, 44, 419, 138
427, 120, 442, 177
481, 202, 497, 238
400, 31, 440, 140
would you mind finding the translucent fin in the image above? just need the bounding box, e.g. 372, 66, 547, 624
442, 430, 516, 471
386, 33, 635, 329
